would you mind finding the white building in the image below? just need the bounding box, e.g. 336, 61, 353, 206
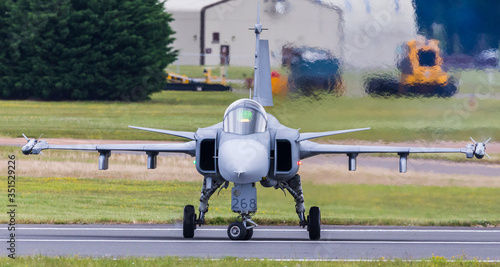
165, 0, 416, 68
165, 0, 343, 66
327, 0, 417, 68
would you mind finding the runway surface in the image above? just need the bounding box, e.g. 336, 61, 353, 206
2, 224, 500, 260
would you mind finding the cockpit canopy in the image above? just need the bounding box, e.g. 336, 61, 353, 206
223, 99, 268, 134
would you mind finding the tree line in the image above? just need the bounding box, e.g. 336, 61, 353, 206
0, 0, 176, 101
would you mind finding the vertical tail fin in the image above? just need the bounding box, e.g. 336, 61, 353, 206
253, 39, 273, 106
250, 2, 273, 107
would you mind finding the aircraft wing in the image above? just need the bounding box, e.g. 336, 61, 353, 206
24, 140, 196, 170
36, 142, 196, 155
299, 141, 465, 157
299, 140, 482, 173
128, 126, 195, 140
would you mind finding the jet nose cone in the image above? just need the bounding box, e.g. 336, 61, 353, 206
218, 139, 269, 183
22, 146, 31, 155
22, 140, 35, 155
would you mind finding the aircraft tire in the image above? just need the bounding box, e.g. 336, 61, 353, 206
308, 206, 321, 240
227, 222, 247, 240
243, 227, 253, 240
183, 205, 196, 238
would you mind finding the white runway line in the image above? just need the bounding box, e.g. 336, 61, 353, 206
16, 227, 500, 233
7, 239, 500, 244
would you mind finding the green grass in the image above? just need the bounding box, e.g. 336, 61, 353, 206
2, 90, 500, 142
0, 256, 496, 266
166, 65, 254, 80
6, 177, 499, 226
271, 94, 500, 142
452, 70, 500, 95
0, 91, 245, 141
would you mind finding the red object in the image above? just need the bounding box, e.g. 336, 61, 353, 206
271, 71, 280, 78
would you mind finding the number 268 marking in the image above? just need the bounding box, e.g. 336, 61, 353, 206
232, 198, 256, 210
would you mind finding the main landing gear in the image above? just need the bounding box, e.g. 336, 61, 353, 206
279, 174, 321, 240
183, 175, 321, 240
182, 205, 196, 238
183, 177, 226, 239
307, 206, 321, 240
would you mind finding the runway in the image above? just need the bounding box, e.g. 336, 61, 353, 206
3, 224, 500, 260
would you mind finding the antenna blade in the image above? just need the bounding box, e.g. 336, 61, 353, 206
37, 133, 44, 140
257, 1, 260, 24
22, 133, 29, 141
485, 137, 492, 144
485, 152, 491, 159
470, 137, 477, 144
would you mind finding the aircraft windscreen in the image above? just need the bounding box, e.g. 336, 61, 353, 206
223, 99, 267, 134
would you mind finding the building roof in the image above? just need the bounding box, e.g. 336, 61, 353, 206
164, 0, 226, 12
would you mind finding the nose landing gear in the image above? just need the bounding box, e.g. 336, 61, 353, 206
228, 222, 246, 240
227, 219, 255, 240
225, 183, 258, 240
227, 213, 257, 240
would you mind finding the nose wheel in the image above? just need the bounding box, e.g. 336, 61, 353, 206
227, 212, 257, 240
227, 222, 246, 240
227, 221, 254, 240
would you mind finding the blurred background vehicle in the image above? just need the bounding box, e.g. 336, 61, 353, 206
365, 36, 458, 97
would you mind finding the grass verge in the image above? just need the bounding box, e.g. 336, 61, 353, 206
2, 90, 500, 142
0, 255, 496, 266
5, 177, 499, 226
166, 65, 255, 80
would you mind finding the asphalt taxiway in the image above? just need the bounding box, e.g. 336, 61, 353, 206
2, 224, 499, 260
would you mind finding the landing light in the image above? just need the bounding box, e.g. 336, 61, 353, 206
193, 160, 196, 164
297, 161, 302, 166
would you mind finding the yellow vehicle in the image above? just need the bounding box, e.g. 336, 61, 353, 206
165, 67, 231, 92
166, 73, 192, 84
366, 36, 457, 97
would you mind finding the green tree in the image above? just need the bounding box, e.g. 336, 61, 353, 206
0, 0, 176, 101
0, 1, 14, 98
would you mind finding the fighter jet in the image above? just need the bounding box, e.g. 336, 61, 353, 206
22, 11, 490, 241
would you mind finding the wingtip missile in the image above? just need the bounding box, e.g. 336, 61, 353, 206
469, 137, 492, 159
21, 133, 46, 155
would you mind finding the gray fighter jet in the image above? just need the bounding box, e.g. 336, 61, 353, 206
22, 11, 490, 241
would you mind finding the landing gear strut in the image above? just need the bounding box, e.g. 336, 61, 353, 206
280, 174, 321, 240
183, 177, 226, 238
